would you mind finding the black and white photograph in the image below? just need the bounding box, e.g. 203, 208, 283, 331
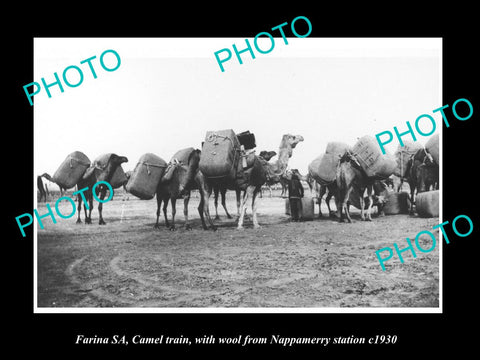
32, 37, 442, 311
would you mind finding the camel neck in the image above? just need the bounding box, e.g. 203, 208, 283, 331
275, 140, 293, 170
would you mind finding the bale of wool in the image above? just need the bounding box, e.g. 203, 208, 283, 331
308, 142, 351, 185
425, 133, 439, 165
301, 196, 315, 220
394, 141, 423, 177
52, 151, 91, 189
93, 153, 128, 189
383, 191, 411, 215
415, 190, 439, 218
126, 153, 167, 200
199, 129, 241, 181
352, 135, 397, 178
285, 197, 315, 220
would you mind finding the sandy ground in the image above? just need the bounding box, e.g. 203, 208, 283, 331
36, 189, 439, 309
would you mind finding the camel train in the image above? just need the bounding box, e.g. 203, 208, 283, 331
38, 131, 439, 230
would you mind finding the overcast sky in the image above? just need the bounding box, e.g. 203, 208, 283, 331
34, 38, 441, 179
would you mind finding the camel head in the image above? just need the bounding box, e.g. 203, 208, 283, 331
259, 150, 277, 162
339, 150, 362, 169
282, 134, 304, 149
96, 153, 128, 182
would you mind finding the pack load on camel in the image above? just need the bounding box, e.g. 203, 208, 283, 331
199, 129, 242, 181
352, 135, 397, 179
92, 153, 128, 189
425, 133, 439, 165
394, 140, 423, 178
52, 151, 91, 189
200, 129, 258, 183
126, 153, 167, 200
308, 142, 351, 185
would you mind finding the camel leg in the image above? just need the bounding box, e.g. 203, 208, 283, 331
169, 197, 177, 230
342, 187, 353, 223
235, 189, 242, 218
221, 188, 233, 219
252, 186, 261, 229
365, 184, 373, 221
202, 183, 217, 231
359, 190, 366, 221
409, 181, 416, 215
76, 193, 83, 224
237, 187, 252, 230
154, 193, 163, 229
213, 187, 220, 220
184, 192, 192, 230
86, 194, 93, 224
326, 192, 335, 217
97, 186, 107, 225
197, 189, 208, 230
163, 197, 170, 228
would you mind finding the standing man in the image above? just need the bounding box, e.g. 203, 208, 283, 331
288, 171, 304, 221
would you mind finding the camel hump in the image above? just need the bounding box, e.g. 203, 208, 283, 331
199, 129, 241, 180
52, 151, 91, 189
170, 147, 196, 164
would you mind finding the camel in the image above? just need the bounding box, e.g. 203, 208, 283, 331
404, 148, 437, 214
212, 150, 278, 218
201, 134, 303, 230
39, 172, 67, 196
236, 134, 304, 229
336, 150, 375, 223
75, 153, 128, 225
155, 148, 214, 231
37, 175, 47, 202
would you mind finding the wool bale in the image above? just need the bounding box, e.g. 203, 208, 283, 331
383, 191, 411, 215
52, 151, 91, 189
308, 142, 351, 185
415, 190, 439, 218
199, 129, 241, 180
93, 153, 128, 189
394, 141, 423, 177
126, 153, 167, 200
301, 196, 315, 220
425, 133, 439, 165
285, 197, 314, 220
352, 135, 397, 178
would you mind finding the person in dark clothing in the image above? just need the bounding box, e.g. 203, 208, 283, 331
288, 172, 304, 221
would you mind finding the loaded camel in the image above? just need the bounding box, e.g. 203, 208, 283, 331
404, 148, 438, 214
336, 150, 375, 223
37, 175, 48, 202
38, 173, 67, 196
202, 134, 304, 230
154, 148, 215, 231
75, 153, 128, 225
211, 149, 278, 218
